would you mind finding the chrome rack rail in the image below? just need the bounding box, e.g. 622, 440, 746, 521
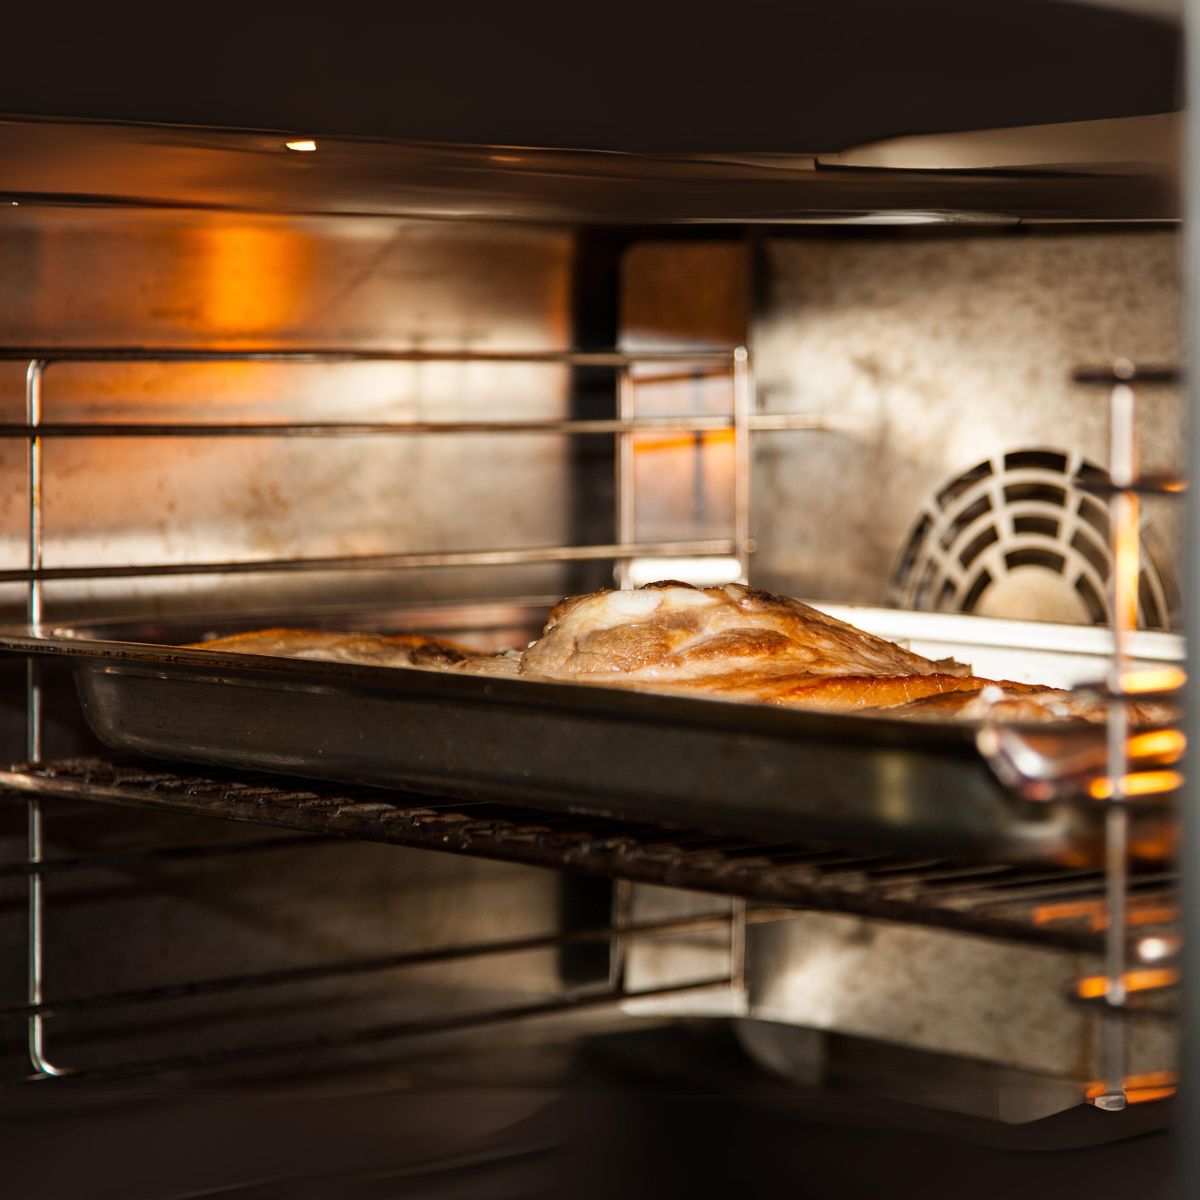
978, 360, 1186, 1111
0, 343, 841, 1081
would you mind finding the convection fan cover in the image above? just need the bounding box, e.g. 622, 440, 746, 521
890, 448, 1170, 629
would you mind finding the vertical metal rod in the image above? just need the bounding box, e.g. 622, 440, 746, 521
1182, 3, 1200, 1178
1096, 375, 1138, 1111
729, 897, 748, 1011
24, 360, 64, 1076
732, 347, 752, 583
614, 368, 636, 589
608, 878, 634, 993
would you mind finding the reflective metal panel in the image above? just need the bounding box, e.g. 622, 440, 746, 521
752, 230, 1183, 625
0, 208, 576, 618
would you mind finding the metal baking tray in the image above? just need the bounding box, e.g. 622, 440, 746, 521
0, 600, 1182, 866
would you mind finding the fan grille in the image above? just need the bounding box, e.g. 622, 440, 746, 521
890, 449, 1171, 629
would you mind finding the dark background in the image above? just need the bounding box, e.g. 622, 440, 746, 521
0, 1, 1182, 151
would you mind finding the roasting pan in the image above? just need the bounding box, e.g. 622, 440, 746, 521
0, 601, 1181, 866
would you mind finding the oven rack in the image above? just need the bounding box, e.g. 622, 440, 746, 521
0, 756, 1180, 1083
3, 757, 1178, 955
1, 342, 791, 1081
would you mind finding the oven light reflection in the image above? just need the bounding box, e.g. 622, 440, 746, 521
1085, 1069, 1176, 1106
1031, 899, 1177, 931
1125, 728, 1186, 761
1076, 967, 1178, 1000
285, 139, 318, 152
1086, 769, 1184, 800
1120, 665, 1186, 694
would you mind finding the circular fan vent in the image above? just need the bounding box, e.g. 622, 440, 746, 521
890, 448, 1171, 629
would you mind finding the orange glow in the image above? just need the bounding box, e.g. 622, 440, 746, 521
1086, 770, 1184, 800
1085, 1070, 1177, 1105
200, 225, 313, 334
285, 139, 318, 152
1120, 666, 1186, 694
1032, 899, 1178, 930
633, 430, 734, 454
489, 153, 523, 163
1076, 967, 1178, 1000
1127, 728, 1186, 761
1113, 495, 1140, 632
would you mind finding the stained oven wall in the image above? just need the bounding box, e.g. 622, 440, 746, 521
0, 207, 603, 1083
750, 228, 1183, 626
0, 207, 578, 620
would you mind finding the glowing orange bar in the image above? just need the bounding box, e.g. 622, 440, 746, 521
1085, 1069, 1177, 1105
1113, 495, 1140, 633
1087, 770, 1184, 800
1119, 666, 1186, 694
634, 431, 734, 453
1126, 729, 1186, 760
1031, 899, 1178, 930
1076, 967, 1178, 1000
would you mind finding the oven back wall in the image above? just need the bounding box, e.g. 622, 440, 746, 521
751, 229, 1183, 626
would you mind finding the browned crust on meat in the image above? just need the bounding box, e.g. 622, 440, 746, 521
187, 628, 471, 667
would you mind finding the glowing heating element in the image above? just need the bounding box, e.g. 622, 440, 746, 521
1126, 728, 1186, 761
1085, 1070, 1177, 1106
1119, 665, 1186, 694
1086, 770, 1184, 800
1076, 966, 1179, 1000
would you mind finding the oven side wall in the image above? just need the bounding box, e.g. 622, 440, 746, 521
0, 209, 596, 1084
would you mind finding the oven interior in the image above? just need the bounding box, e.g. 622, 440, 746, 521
0, 82, 1188, 1196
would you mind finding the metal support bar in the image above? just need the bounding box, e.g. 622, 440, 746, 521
0, 538, 740, 585
0, 347, 737, 366
1181, 5, 1200, 1174
1093, 376, 1141, 1111
732, 347, 753, 583
0, 414, 830, 439
0, 832, 328, 879
6, 910, 792, 1021
614, 368, 637, 589
24, 359, 64, 1078
24, 975, 737, 1085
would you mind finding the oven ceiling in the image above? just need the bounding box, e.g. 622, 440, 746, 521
0, 115, 1178, 223
0, 1, 1178, 154
0, 1, 1180, 222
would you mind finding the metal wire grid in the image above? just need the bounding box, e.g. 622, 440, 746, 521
2, 343, 795, 1082
0, 755, 1181, 1083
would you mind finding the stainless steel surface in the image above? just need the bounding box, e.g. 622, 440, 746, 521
742, 909, 1176, 1113
752, 231, 1184, 624
0, 210, 587, 620
0, 117, 1178, 223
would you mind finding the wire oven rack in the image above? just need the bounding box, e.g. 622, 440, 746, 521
0, 756, 1179, 1084
0, 343, 817, 1082
0, 347, 1185, 1097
